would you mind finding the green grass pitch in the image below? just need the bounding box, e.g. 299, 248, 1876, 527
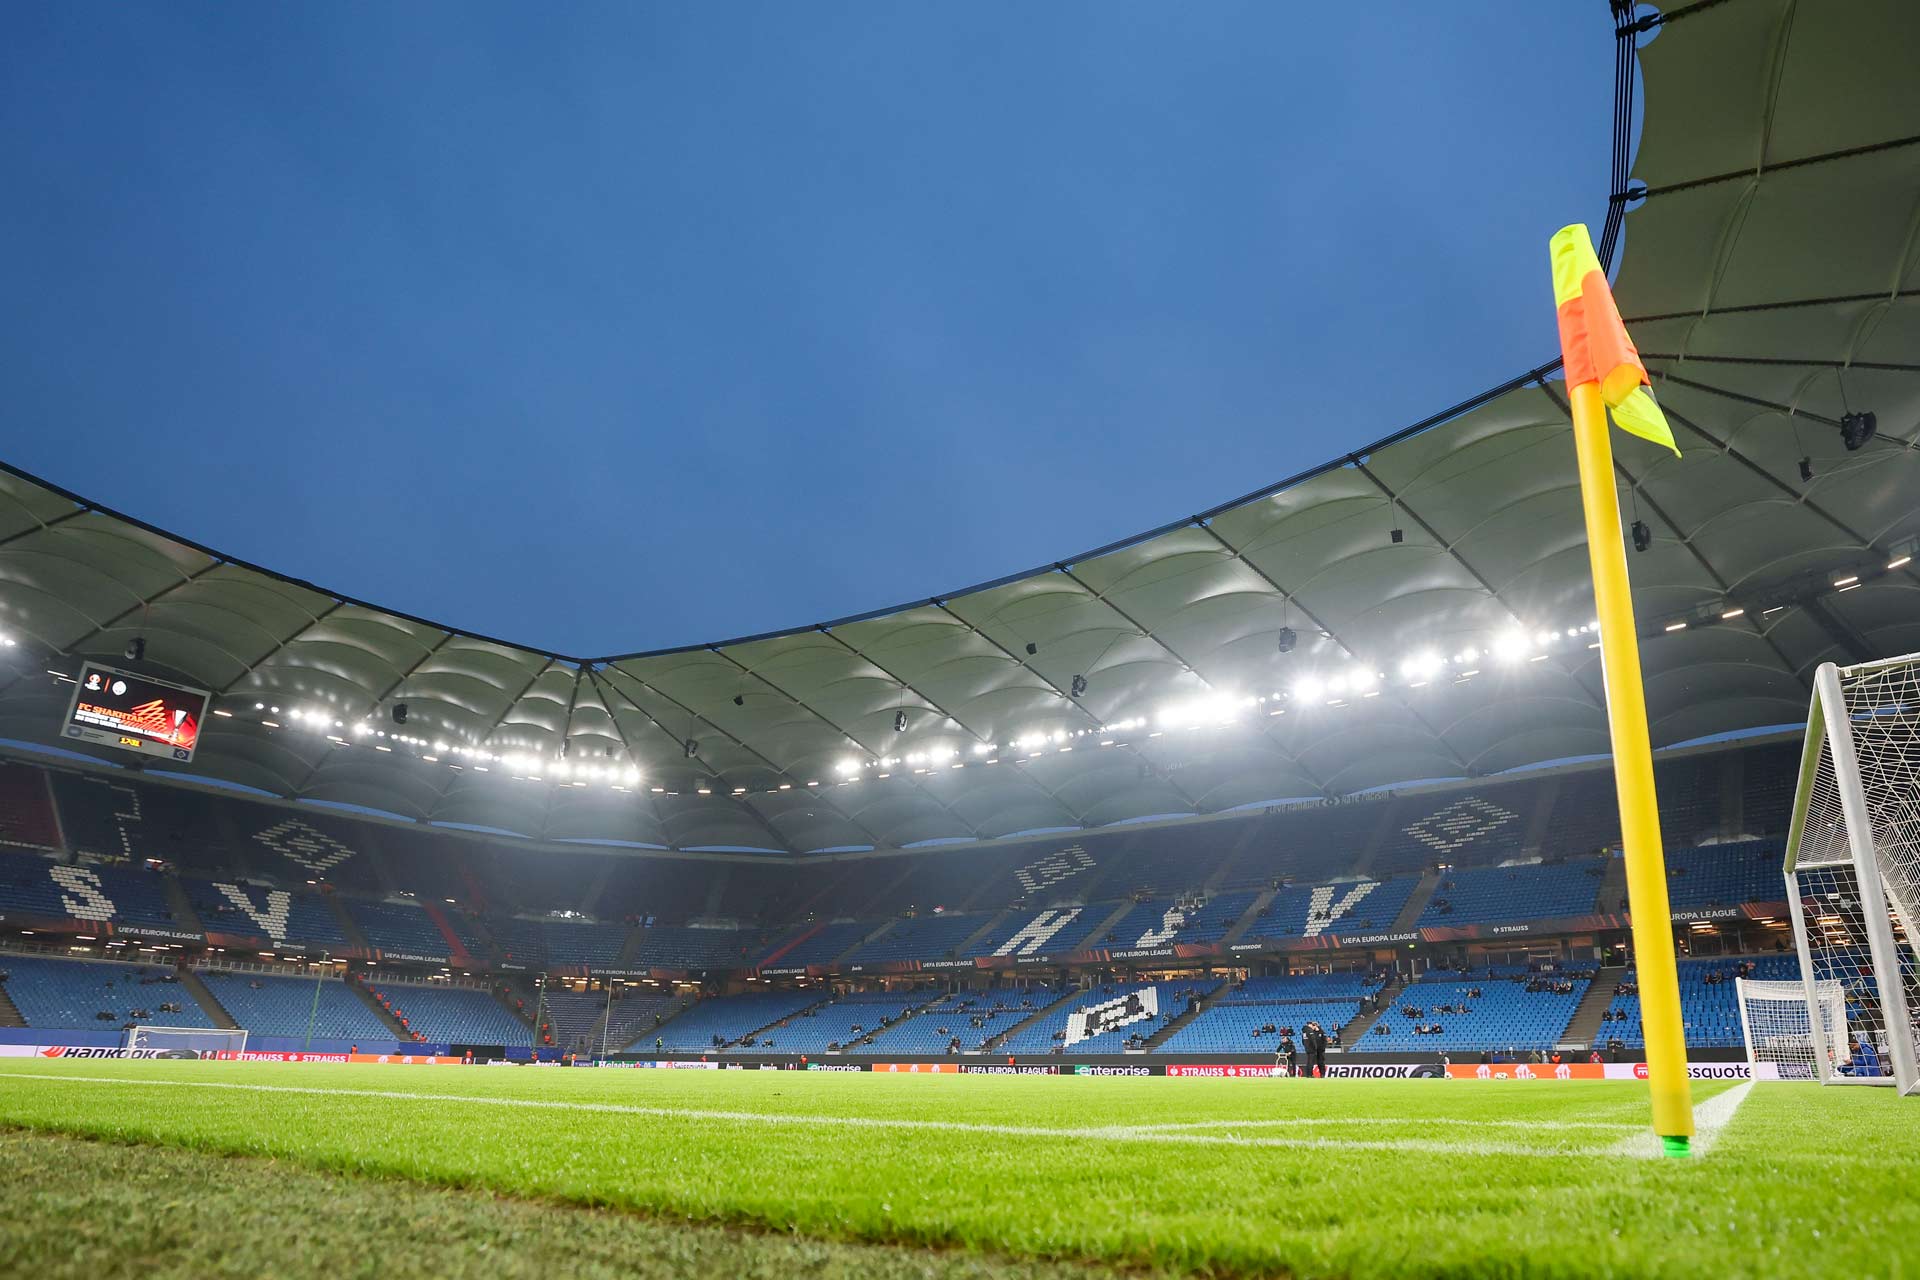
0, 1060, 1914, 1278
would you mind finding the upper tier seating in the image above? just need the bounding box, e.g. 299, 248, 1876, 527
628, 924, 775, 970
1417, 860, 1604, 926
485, 916, 548, 969
845, 912, 992, 964
196, 968, 393, 1041
855, 985, 1063, 1055
1365, 969, 1590, 1053
967, 905, 1109, 959
0, 762, 62, 852
0, 856, 189, 933
653, 989, 824, 1051
347, 899, 450, 960
1245, 877, 1420, 942
366, 980, 529, 1044
1370, 789, 1537, 877
0, 953, 214, 1029
1663, 841, 1784, 911
542, 920, 629, 967
186, 878, 348, 949
762, 919, 875, 968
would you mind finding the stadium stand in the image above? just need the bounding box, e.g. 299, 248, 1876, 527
1370, 789, 1536, 877
365, 979, 528, 1044
744, 989, 934, 1053
538, 988, 683, 1053
1417, 860, 1605, 926
968, 905, 1108, 959
992, 980, 1220, 1055
761, 919, 873, 968
0, 856, 187, 934
855, 985, 1063, 1055
653, 988, 823, 1051
1598, 954, 1799, 1049
0, 762, 62, 853
0, 953, 214, 1029
195, 968, 393, 1042
628, 924, 776, 970
1244, 876, 1420, 942
1365, 967, 1591, 1054
1156, 972, 1385, 1054
1663, 841, 1784, 912
484, 916, 549, 969
541, 919, 629, 967
346, 899, 451, 960
186, 878, 348, 949
844, 912, 992, 964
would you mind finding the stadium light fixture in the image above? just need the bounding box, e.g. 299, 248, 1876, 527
1399, 651, 1442, 681
1291, 676, 1324, 704
1493, 630, 1531, 663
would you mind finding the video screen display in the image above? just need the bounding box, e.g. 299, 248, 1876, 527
64, 663, 209, 763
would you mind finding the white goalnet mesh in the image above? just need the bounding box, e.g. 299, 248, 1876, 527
1737, 977, 1847, 1081
122, 1026, 248, 1056
1785, 657, 1920, 1094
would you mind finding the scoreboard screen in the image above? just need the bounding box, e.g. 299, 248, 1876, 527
64, 662, 209, 763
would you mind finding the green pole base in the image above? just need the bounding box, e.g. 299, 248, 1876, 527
1661, 1135, 1692, 1159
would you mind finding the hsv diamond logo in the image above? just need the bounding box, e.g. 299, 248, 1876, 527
1403, 796, 1517, 854
254, 818, 356, 876
1014, 843, 1094, 894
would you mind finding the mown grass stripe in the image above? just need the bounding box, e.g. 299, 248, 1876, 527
0, 1070, 1614, 1159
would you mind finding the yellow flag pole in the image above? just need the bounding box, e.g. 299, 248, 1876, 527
1567, 378, 1695, 1155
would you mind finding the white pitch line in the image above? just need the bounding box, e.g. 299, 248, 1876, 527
1610, 1082, 1753, 1159
1113, 1116, 1641, 1134
0, 1071, 1624, 1160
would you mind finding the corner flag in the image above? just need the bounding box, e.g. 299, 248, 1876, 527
1550, 222, 1695, 1155
1550, 224, 1679, 456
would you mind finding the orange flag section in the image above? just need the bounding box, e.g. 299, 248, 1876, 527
1550, 224, 1680, 456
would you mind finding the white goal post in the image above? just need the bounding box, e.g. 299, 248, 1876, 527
1783, 657, 1920, 1095
1736, 977, 1848, 1081
122, 1026, 248, 1056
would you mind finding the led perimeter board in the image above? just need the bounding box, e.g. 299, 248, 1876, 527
64, 662, 208, 762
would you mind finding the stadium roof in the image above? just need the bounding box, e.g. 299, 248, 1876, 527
2, 0, 1916, 855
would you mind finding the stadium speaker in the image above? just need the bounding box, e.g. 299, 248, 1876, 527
1630, 520, 1652, 553
1840, 410, 1876, 451
391, 703, 408, 725
1276, 627, 1297, 654
1389, 527, 1404, 544
1799, 456, 1815, 483
733, 693, 744, 707
893, 709, 909, 733
683, 738, 698, 758
1025, 642, 1038, 656
124, 636, 146, 661
1070, 674, 1088, 698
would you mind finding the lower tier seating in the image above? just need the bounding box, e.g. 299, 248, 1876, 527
0, 953, 214, 1029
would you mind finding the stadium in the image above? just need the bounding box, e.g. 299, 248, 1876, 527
2, 3, 1919, 1277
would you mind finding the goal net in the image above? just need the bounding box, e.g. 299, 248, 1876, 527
1736, 977, 1847, 1081
123, 1026, 248, 1057
1784, 657, 1920, 1094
